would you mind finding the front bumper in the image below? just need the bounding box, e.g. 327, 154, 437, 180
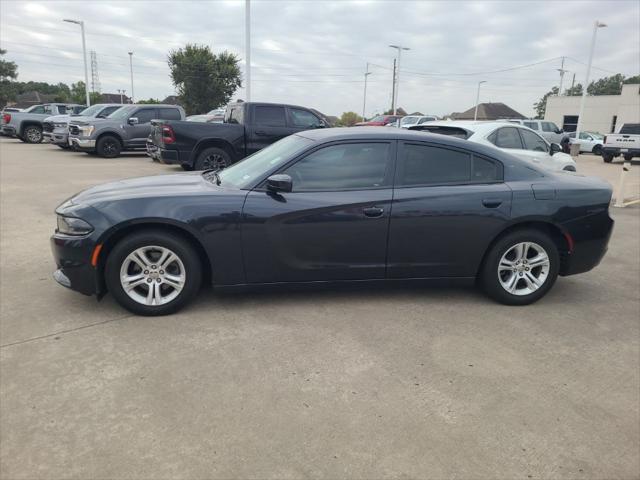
43, 131, 69, 145
50, 234, 99, 296
68, 136, 96, 150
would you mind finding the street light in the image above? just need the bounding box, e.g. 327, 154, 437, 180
245, 0, 251, 102
63, 19, 90, 107
575, 21, 607, 139
389, 45, 410, 115
117, 89, 126, 104
474, 81, 487, 120
128, 52, 134, 103
362, 62, 371, 121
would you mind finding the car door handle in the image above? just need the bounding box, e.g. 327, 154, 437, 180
363, 206, 384, 217
482, 198, 503, 208
254, 130, 268, 136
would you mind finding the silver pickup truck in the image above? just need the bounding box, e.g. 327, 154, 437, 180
43, 104, 122, 149
1, 103, 85, 143
602, 123, 640, 162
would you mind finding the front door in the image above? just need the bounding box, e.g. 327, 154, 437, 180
127, 108, 157, 148
241, 141, 395, 283
387, 142, 511, 278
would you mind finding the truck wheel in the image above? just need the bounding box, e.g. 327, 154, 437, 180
592, 145, 602, 156
96, 135, 122, 158
603, 153, 614, 163
23, 125, 43, 143
624, 154, 633, 161
195, 147, 231, 171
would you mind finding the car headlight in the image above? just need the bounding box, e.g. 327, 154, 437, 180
78, 125, 94, 136
56, 215, 93, 236
54, 122, 67, 128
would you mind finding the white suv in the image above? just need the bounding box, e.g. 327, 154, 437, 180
502, 119, 565, 144
409, 121, 577, 172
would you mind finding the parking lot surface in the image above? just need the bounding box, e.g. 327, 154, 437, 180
1, 138, 639, 479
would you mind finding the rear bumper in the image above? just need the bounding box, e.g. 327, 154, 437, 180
50, 234, 99, 296
1, 125, 16, 136
156, 147, 181, 165
560, 212, 614, 276
602, 147, 640, 157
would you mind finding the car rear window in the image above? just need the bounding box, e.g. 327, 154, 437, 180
620, 124, 640, 134
409, 126, 472, 139
158, 108, 182, 120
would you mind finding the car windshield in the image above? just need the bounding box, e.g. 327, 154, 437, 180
107, 106, 136, 119
217, 135, 314, 188
77, 104, 104, 117
401, 117, 418, 125
588, 132, 604, 139
370, 115, 385, 122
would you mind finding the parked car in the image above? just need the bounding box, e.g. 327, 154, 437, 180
398, 115, 438, 128
43, 104, 122, 149
409, 121, 576, 172
1, 103, 84, 143
147, 101, 328, 171
502, 119, 565, 144
51, 127, 613, 315
68, 104, 185, 158
566, 131, 604, 155
355, 115, 401, 127
601, 123, 640, 162
186, 114, 223, 123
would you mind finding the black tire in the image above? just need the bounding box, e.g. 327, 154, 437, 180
96, 135, 122, 158
22, 125, 43, 143
480, 229, 559, 306
603, 153, 614, 163
623, 154, 633, 161
592, 144, 602, 156
181, 164, 194, 171
194, 147, 231, 171
104, 230, 203, 316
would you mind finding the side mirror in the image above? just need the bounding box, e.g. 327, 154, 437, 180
550, 143, 562, 156
266, 174, 292, 193
127, 117, 139, 125
315, 121, 326, 128
555, 128, 563, 134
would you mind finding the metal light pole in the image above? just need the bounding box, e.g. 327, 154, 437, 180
389, 45, 410, 115
575, 21, 607, 139
557, 56, 569, 95
362, 62, 371, 121
473, 81, 487, 120
63, 19, 90, 106
128, 52, 134, 103
117, 89, 125, 104
245, 0, 251, 101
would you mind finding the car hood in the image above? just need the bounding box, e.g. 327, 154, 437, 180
68, 172, 228, 207
69, 117, 113, 127
45, 114, 71, 123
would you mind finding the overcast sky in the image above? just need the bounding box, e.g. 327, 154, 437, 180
1, 0, 638, 117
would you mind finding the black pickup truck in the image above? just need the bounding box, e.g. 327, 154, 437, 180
148, 102, 329, 170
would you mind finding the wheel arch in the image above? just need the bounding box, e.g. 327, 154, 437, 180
476, 220, 571, 277
96, 130, 125, 148
190, 138, 236, 166
19, 121, 43, 136
95, 220, 213, 295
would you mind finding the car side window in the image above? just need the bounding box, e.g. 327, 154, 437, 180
542, 122, 557, 132
157, 108, 182, 120
289, 108, 321, 128
133, 109, 156, 124
254, 106, 286, 127
491, 127, 523, 149
227, 107, 243, 124
398, 144, 471, 186
102, 106, 120, 116
523, 121, 538, 130
30, 106, 45, 114
519, 129, 549, 152
284, 143, 391, 191
43, 105, 53, 115
58, 106, 67, 114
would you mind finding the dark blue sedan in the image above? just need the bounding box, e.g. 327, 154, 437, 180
51, 128, 614, 315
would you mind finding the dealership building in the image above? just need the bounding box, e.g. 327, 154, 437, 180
544, 83, 639, 134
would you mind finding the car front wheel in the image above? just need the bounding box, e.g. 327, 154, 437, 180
104, 231, 202, 316
96, 135, 122, 158
481, 229, 559, 305
592, 144, 602, 156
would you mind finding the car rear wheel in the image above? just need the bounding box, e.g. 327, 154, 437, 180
592, 144, 602, 156
96, 135, 122, 158
104, 231, 202, 316
195, 147, 231, 171
480, 229, 559, 305
623, 154, 633, 161
603, 153, 614, 163
23, 125, 43, 143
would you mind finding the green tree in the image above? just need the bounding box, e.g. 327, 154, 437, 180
0, 49, 17, 81
383, 107, 407, 116
69, 81, 100, 104
533, 86, 558, 119
167, 44, 242, 115
335, 111, 362, 127
565, 83, 583, 96
137, 98, 162, 104
587, 73, 625, 95
623, 74, 640, 85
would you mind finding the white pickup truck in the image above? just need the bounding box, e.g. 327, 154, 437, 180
602, 123, 640, 163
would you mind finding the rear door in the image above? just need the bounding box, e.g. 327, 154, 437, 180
241, 141, 395, 283
387, 142, 511, 278
245, 105, 293, 155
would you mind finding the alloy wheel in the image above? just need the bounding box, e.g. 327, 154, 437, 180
497, 241, 550, 296
202, 153, 227, 170
119, 245, 186, 306
25, 127, 42, 143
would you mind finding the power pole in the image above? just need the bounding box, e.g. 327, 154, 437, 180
90, 50, 100, 94
362, 62, 371, 121
389, 45, 410, 115
557, 56, 568, 95
570, 73, 576, 93
390, 58, 396, 114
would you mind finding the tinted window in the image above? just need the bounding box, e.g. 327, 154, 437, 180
227, 106, 244, 124
289, 108, 320, 128
473, 156, 501, 182
284, 143, 391, 191
133, 109, 156, 124
492, 127, 523, 149
519, 129, 548, 152
541, 122, 557, 132
254, 106, 286, 127
29, 106, 45, 114
399, 144, 471, 185
158, 108, 182, 120
101, 106, 120, 116
523, 121, 538, 130
58, 106, 67, 114
620, 124, 640, 134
